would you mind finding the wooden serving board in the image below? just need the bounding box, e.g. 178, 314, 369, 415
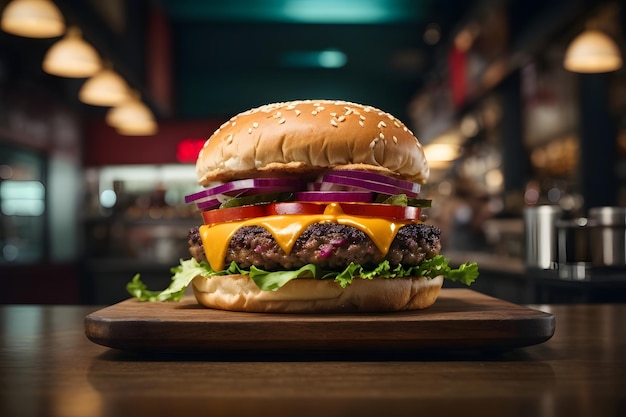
84, 289, 555, 353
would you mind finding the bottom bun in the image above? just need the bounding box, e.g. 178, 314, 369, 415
191, 274, 444, 313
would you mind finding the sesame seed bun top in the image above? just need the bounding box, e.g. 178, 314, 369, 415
196, 99, 430, 186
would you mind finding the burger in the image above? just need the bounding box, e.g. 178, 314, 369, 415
127, 99, 478, 313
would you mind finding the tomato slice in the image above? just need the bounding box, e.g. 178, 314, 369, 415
268, 202, 422, 221
204, 202, 422, 225
267, 202, 326, 215
202, 205, 267, 225
340, 203, 422, 221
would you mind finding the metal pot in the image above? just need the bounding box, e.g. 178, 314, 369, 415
589, 207, 626, 267
523, 205, 562, 269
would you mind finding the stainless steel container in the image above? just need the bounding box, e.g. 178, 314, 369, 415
589, 207, 626, 267
556, 217, 591, 264
556, 217, 592, 280
523, 205, 562, 269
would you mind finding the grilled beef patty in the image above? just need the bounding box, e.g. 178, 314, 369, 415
188, 223, 441, 271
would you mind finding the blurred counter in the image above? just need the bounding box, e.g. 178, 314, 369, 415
446, 250, 525, 275
445, 250, 626, 304
82, 216, 197, 304
82, 258, 185, 305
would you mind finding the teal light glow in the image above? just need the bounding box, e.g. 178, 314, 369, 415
282, 0, 411, 23
99, 189, 117, 208
0, 180, 45, 216
165, 0, 423, 24
279, 49, 347, 68
318, 49, 348, 68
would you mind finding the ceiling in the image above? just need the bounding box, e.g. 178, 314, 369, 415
1, 0, 605, 128
0, 0, 477, 124
97, 0, 477, 121
156, 0, 474, 121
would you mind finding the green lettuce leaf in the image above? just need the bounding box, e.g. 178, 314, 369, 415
127, 256, 479, 302
126, 258, 217, 302
409, 255, 479, 286
249, 264, 317, 291
323, 256, 479, 288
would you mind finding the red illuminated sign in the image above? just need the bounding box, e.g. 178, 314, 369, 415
176, 138, 205, 163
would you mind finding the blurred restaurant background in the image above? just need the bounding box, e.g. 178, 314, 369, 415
1, 0, 626, 305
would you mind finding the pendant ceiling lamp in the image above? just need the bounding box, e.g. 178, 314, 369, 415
42, 26, 101, 77
106, 92, 158, 136
79, 64, 130, 106
564, 29, 623, 73
115, 119, 158, 136
1, 0, 65, 38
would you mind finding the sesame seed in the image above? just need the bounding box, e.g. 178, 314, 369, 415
278, 118, 286, 124
330, 119, 338, 127
359, 121, 365, 128
379, 132, 385, 140
394, 121, 401, 128
360, 115, 366, 120
312, 110, 318, 115
226, 134, 233, 144
369, 139, 377, 149
248, 127, 253, 134
253, 122, 259, 128
338, 115, 346, 122
392, 135, 398, 144
295, 110, 301, 116
231, 121, 237, 126
378, 121, 387, 128
316, 106, 325, 111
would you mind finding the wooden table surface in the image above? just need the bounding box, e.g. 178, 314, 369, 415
1, 302, 624, 417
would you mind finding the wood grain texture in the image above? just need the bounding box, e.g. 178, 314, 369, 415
84, 289, 555, 352
2, 302, 625, 417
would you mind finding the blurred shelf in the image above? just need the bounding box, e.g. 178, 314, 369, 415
445, 250, 525, 275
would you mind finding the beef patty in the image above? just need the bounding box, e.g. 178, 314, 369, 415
188, 223, 441, 271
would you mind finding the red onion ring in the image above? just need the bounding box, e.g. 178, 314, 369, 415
321, 174, 420, 197
329, 170, 421, 194
294, 191, 373, 203
185, 178, 305, 203
196, 194, 229, 210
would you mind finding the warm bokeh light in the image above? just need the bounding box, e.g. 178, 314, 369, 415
79, 66, 131, 106
0, 0, 65, 38
42, 27, 101, 77
564, 29, 623, 73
